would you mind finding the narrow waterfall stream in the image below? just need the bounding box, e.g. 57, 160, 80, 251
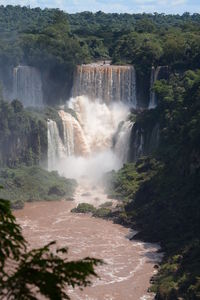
13, 65, 43, 107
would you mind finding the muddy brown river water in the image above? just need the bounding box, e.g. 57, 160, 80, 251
14, 183, 162, 300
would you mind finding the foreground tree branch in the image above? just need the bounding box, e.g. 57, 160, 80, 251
0, 197, 102, 300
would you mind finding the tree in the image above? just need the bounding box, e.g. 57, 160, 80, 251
0, 196, 102, 299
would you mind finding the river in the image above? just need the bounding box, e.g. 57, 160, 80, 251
14, 182, 161, 300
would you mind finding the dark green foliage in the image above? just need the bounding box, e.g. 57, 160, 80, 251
152, 241, 200, 299
0, 99, 79, 168
71, 203, 96, 214
104, 159, 160, 201
0, 197, 26, 272
105, 70, 200, 299
1, 6, 200, 78
0, 166, 77, 208
71, 202, 112, 219
99, 201, 112, 208
0, 6, 91, 68
0, 198, 102, 299
92, 207, 111, 219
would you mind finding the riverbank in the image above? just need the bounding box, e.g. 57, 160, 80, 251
100, 159, 200, 299
0, 166, 77, 209
14, 180, 162, 300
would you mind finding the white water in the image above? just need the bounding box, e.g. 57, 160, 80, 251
149, 66, 161, 109
15, 201, 162, 300
73, 63, 137, 108
48, 96, 132, 182
13, 65, 43, 107
114, 120, 133, 164
47, 119, 65, 170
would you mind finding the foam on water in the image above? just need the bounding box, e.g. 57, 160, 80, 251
15, 200, 162, 300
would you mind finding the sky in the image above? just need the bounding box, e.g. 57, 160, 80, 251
0, 0, 199, 14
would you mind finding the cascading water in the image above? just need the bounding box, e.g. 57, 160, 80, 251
13, 65, 43, 107
47, 95, 132, 180
47, 62, 137, 181
129, 125, 145, 162
114, 120, 133, 164
58, 109, 90, 156
72, 63, 137, 108
148, 66, 161, 109
47, 119, 65, 171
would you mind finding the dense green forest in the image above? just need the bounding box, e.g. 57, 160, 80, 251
0, 5, 200, 300
0, 5, 200, 105
104, 70, 200, 299
0, 5, 200, 72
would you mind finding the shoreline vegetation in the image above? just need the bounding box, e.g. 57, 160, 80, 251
0, 165, 77, 209
72, 156, 200, 299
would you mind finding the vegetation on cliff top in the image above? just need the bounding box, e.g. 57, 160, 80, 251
0, 166, 77, 209
0, 6, 200, 73
0, 98, 47, 167
105, 70, 200, 299
0, 97, 79, 168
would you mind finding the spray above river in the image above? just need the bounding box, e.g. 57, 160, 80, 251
48, 63, 135, 181
14, 63, 162, 300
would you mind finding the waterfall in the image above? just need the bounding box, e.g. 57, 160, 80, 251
72, 63, 137, 108
47, 119, 65, 171
149, 66, 161, 109
130, 125, 145, 161
47, 62, 138, 179
13, 65, 43, 107
58, 110, 90, 156
114, 121, 133, 163
47, 96, 131, 179
148, 123, 160, 152
68, 96, 129, 153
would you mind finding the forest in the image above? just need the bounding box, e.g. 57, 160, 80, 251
0, 6, 200, 73
104, 69, 200, 299
0, 4, 200, 300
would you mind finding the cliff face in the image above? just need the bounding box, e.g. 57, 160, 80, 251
129, 122, 159, 162
41, 67, 73, 105
0, 62, 170, 169
0, 100, 47, 167
136, 66, 169, 108
0, 63, 73, 106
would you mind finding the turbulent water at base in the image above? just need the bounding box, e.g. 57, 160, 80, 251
48, 95, 132, 180
13, 65, 43, 107
148, 66, 161, 109
72, 63, 137, 108
15, 199, 162, 300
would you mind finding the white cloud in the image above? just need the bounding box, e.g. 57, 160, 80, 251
0, 0, 199, 14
